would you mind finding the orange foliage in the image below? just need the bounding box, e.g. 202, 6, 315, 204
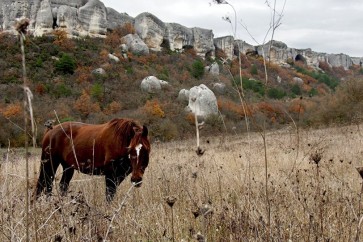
217, 98, 251, 117
254, 101, 285, 122
143, 100, 165, 118
185, 112, 195, 125
74, 90, 100, 116
104, 101, 122, 115
53, 29, 74, 50
1, 102, 22, 118
34, 83, 46, 95
105, 23, 135, 48
288, 99, 305, 114
302, 83, 312, 92
75, 66, 92, 83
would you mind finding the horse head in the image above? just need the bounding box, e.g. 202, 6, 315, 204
128, 125, 150, 187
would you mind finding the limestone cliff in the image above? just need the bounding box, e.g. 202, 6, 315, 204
0, 0, 361, 67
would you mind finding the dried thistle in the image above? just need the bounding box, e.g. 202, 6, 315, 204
199, 203, 214, 217
310, 150, 323, 165
15, 17, 30, 34
195, 232, 206, 242
165, 195, 177, 208
196, 147, 205, 156
192, 207, 200, 219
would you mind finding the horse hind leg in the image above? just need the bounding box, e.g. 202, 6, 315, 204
59, 165, 74, 196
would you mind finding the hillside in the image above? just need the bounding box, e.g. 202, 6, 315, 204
0, 27, 363, 147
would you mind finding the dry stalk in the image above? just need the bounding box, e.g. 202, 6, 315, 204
16, 17, 32, 242
194, 112, 205, 156
103, 182, 140, 241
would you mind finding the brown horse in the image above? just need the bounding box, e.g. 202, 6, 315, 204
34, 118, 151, 201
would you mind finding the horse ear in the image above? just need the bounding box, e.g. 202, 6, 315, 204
142, 125, 148, 137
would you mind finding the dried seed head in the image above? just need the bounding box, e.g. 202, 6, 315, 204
356, 167, 363, 180
192, 207, 200, 218
192, 172, 198, 179
195, 232, 206, 242
196, 147, 205, 156
310, 151, 322, 165
199, 203, 214, 217
15, 17, 30, 34
165, 196, 177, 208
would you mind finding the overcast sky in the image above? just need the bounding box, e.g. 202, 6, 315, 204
102, 0, 363, 57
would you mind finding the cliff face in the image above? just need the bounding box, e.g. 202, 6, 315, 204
0, 0, 361, 68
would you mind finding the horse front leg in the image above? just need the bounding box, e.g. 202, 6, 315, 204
44, 158, 60, 196
105, 172, 117, 202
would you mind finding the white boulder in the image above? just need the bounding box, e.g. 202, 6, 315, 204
188, 84, 218, 119
140, 76, 169, 94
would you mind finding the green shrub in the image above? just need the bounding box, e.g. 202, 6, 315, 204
291, 84, 302, 95
234, 77, 265, 96
250, 64, 258, 75
267, 87, 286, 99
55, 53, 76, 74
191, 59, 204, 79
91, 82, 104, 101
52, 83, 72, 98
294, 65, 339, 90
308, 88, 318, 97
244, 78, 265, 96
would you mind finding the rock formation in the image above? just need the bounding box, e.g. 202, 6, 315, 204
0, 0, 361, 68
187, 84, 218, 119
121, 34, 149, 55
140, 76, 168, 94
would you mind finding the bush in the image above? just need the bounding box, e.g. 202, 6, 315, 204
250, 64, 258, 75
243, 78, 265, 96
191, 59, 204, 79
267, 87, 286, 99
91, 82, 104, 101
52, 83, 72, 98
55, 53, 76, 74
291, 84, 302, 96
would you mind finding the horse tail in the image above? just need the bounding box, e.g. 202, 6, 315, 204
34, 158, 46, 200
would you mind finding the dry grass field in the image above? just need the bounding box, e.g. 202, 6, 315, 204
1, 124, 363, 241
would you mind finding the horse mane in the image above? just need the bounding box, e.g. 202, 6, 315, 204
107, 118, 150, 151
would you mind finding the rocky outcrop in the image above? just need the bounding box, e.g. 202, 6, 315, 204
134, 12, 214, 57
214, 36, 256, 59
177, 89, 190, 102
140, 76, 169, 94
164, 23, 193, 51
0, 0, 360, 68
191, 27, 215, 58
121, 34, 149, 55
77, 0, 107, 37
34, 0, 53, 36
106, 8, 134, 31
134, 12, 165, 51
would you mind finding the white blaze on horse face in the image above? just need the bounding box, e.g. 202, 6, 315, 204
129, 144, 143, 164
135, 144, 142, 157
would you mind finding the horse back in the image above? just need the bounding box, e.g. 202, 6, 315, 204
41, 121, 124, 169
